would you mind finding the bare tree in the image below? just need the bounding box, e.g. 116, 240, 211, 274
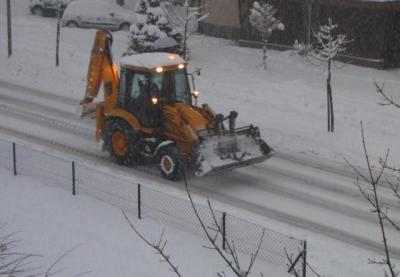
312, 17, 350, 133
285, 248, 324, 277
122, 172, 266, 277
122, 211, 182, 277
182, 172, 265, 277
249, 0, 284, 70
374, 80, 400, 109
0, 224, 84, 277
0, 224, 40, 276
345, 122, 399, 277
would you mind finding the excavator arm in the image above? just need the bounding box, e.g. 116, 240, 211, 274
80, 29, 119, 116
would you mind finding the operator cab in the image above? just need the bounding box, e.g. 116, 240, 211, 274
119, 53, 191, 127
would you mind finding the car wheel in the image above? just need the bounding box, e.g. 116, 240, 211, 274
66, 21, 79, 28
158, 146, 184, 181
32, 6, 44, 16
119, 22, 130, 31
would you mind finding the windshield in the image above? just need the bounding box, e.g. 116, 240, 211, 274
151, 69, 191, 104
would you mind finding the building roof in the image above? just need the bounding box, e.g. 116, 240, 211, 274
120, 53, 186, 70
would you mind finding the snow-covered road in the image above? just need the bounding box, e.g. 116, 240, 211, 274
1, 79, 399, 262
1, 1, 400, 275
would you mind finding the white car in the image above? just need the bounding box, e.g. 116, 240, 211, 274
61, 0, 136, 31
30, 0, 73, 17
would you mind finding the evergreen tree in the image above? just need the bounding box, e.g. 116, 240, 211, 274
249, 1, 284, 70
127, 0, 182, 54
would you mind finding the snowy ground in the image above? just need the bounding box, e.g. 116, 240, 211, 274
1, 1, 400, 276
0, 167, 288, 277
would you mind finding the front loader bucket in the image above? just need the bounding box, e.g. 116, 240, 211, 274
194, 126, 274, 177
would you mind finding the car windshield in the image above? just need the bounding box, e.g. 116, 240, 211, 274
151, 69, 191, 104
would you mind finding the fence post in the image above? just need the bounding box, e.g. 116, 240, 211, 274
7, 0, 12, 57
55, 1, 61, 66
222, 212, 226, 250
72, 161, 76, 195
138, 183, 141, 219
12, 142, 16, 176
302, 240, 307, 277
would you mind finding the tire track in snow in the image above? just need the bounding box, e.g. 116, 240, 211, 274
1, 80, 399, 259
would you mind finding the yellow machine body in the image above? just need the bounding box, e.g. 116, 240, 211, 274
81, 29, 273, 180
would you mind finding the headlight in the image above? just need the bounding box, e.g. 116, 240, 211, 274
192, 90, 200, 98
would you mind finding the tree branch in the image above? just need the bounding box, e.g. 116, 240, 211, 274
374, 80, 400, 109
348, 122, 398, 277
122, 211, 182, 277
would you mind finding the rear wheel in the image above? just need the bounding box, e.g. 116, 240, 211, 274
66, 21, 79, 28
104, 119, 140, 166
32, 6, 44, 16
158, 146, 184, 181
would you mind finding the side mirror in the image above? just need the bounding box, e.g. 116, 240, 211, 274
109, 12, 115, 17
194, 68, 201, 76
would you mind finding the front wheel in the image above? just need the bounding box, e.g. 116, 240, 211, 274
103, 119, 140, 166
158, 146, 184, 181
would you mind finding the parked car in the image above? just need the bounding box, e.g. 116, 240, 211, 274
61, 0, 135, 31
30, 0, 73, 17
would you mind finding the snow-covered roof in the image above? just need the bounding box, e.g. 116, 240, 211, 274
120, 53, 186, 70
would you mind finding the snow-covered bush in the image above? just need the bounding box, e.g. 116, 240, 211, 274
293, 40, 309, 56
249, 1, 284, 70
127, 0, 182, 55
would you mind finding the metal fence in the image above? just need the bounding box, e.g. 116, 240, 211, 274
0, 139, 307, 276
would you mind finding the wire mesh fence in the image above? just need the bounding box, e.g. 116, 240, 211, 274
227, 214, 303, 270
16, 144, 72, 192
0, 139, 307, 275
142, 186, 222, 241
0, 140, 12, 171
76, 163, 138, 214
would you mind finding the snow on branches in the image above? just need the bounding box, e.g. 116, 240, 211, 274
312, 17, 349, 61
127, 0, 182, 55
162, 0, 208, 59
311, 17, 350, 133
249, 1, 284, 70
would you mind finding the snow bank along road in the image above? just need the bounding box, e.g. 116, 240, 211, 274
0, 79, 399, 259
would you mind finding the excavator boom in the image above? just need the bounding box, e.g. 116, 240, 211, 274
80, 29, 119, 117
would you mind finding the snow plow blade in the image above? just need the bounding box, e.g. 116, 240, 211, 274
194, 126, 274, 177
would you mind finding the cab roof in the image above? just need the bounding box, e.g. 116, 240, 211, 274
120, 52, 186, 71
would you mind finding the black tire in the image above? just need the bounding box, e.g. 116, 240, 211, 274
158, 146, 184, 181
32, 6, 44, 16
66, 21, 79, 28
259, 139, 273, 156
119, 22, 130, 31
103, 119, 140, 166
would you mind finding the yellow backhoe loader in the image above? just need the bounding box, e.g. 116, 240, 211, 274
80, 29, 273, 180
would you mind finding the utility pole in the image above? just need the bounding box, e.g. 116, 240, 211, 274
7, 0, 12, 57
56, 0, 61, 66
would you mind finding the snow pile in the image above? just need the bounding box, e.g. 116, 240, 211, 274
196, 132, 269, 176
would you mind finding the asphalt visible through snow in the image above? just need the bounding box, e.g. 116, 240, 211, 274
0, 79, 399, 260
